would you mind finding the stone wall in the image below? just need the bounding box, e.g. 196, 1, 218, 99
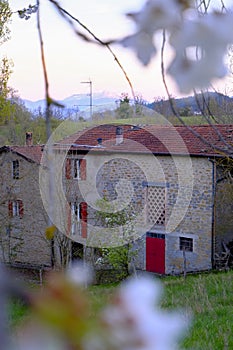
0, 151, 52, 267
65, 151, 214, 274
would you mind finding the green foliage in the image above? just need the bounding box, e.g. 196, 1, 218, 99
8, 299, 28, 328
115, 93, 133, 119
96, 198, 135, 278
0, 57, 14, 125
0, 0, 11, 44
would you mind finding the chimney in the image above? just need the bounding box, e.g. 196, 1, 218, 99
97, 137, 103, 145
26, 132, 33, 146
116, 126, 123, 145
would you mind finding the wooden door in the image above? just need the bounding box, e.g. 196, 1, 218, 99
146, 233, 165, 274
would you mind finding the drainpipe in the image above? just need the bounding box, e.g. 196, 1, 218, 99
208, 158, 216, 268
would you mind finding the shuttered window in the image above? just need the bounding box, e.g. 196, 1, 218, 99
65, 158, 86, 180
80, 202, 87, 238
8, 200, 24, 218
68, 201, 88, 237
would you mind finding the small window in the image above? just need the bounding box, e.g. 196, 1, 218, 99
71, 202, 81, 221
180, 237, 193, 252
74, 159, 81, 179
70, 201, 87, 237
65, 158, 86, 180
8, 200, 24, 218
12, 160, 19, 179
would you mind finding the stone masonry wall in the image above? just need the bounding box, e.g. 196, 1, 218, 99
0, 151, 51, 267
65, 151, 214, 274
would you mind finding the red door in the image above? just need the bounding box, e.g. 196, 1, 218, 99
146, 233, 165, 274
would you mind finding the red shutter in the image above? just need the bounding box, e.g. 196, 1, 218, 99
18, 200, 24, 219
80, 159, 86, 180
8, 201, 13, 217
80, 202, 87, 238
66, 202, 71, 236
65, 158, 72, 179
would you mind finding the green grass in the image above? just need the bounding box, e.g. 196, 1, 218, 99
8, 299, 29, 328
9, 270, 233, 349
161, 271, 233, 349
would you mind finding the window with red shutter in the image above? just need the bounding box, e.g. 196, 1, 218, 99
80, 202, 88, 238
8, 201, 13, 217
18, 200, 24, 219
65, 158, 71, 179
80, 159, 86, 180
8, 200, 24, 218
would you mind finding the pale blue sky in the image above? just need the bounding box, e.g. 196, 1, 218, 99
3, 0, 233, 102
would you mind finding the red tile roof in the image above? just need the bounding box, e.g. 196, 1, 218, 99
2, 124, 232, 162
56, 124, 233, 157
0, 145, 43, 164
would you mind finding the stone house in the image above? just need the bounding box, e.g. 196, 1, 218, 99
0, 132, 53, 269
55, 123, 233, 274
1, 125, 233, 275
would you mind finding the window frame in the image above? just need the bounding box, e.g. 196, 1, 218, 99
179, 236, 193, 252
73, 159, 81, 180
12, 160, 19, 179
8, 200, 24, 218
65, 158, 86, 180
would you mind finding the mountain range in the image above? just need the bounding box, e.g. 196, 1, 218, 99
23, 91, 233, 118
23, 92, 119, 116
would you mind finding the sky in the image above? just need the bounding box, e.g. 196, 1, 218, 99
2, 0, 233, 103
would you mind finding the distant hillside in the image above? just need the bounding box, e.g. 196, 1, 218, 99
147, 92, 233, 115
23, 92, 118, 118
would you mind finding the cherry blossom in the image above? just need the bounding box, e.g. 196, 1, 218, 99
119, 0, 186, 66
168, 12, 233, 92
101, 276, 189, 350
121, 32, 157, 66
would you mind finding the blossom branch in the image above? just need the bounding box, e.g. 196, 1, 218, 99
48, 0, 136, 101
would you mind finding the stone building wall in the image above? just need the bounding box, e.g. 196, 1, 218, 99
0, 151, 51, 267
65, 151, 214, 274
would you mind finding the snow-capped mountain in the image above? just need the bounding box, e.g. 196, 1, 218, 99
23, 92, 118, 117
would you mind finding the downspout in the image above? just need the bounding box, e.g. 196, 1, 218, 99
208, 158, 216, 268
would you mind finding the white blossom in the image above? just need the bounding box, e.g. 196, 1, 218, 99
66, 261, 93, 286
121, 32, 156, 66
101, 276, 189, 350
119, 0, 186, 66
168, 12, 233, 93
127, 0, 183, 35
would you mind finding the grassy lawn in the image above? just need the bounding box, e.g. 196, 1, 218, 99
161, 271, 233, 349
9, 270, 233, 349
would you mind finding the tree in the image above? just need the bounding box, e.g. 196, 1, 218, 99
0, 0, 11, 44
95, 197, 137, 279
0, 1, 13, 125
115, 93, 133, 119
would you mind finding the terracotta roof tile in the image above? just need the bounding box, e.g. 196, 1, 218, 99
56, 124, 233, 157
9, 145, 43, 163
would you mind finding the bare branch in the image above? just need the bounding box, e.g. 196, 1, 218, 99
48, 0, 136, 101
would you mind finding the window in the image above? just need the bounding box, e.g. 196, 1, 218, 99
8, 200, 24, 218
74, 159, 81, 179
179, 237, 193, 252
65, 158, 86, 180
69, 201, 88, 238
12, 160, 19, 179
147, 186, 166, 226
71, 202, 81, 222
